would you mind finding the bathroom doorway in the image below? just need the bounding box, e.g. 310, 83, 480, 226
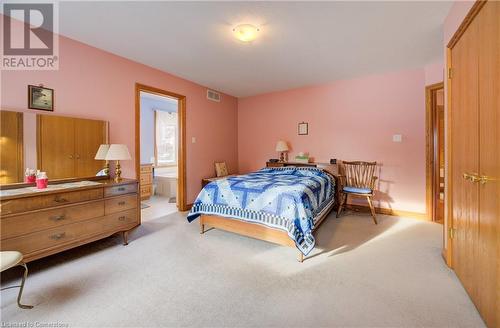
135, 84, 187, 213
426, 82, 445, 223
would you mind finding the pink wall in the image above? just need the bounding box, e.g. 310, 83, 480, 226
424, 60, 444, 86
238, 68, 427, 213
1, 17, 238, 204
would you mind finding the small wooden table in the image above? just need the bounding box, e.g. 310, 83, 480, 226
202, 175, 238, 188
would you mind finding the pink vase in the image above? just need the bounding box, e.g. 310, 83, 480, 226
25, 175, 36, 183
36, 178, 48, 189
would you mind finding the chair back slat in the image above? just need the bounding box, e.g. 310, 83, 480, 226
342, 161, 377, 189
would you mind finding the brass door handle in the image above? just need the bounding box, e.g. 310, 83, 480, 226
479, 175, 496, 185
463, 172, 480, 182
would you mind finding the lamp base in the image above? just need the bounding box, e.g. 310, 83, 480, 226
279, 152, 287, 162
114, 160, 122, 182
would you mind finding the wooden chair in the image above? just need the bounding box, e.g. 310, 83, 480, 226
336, 161, 378, 224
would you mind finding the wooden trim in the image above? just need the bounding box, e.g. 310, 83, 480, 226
444, 47, 454, 267
447, 0, 487, 48
425, 82, 444, 222
16, 112, 24, 182
347, 204, 429, 221
135, 83, 188, 212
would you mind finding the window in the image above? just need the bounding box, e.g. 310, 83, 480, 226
155, 110, 177, 166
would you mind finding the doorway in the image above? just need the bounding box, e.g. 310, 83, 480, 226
426, 82, 445, 223
135, 83, 187, 213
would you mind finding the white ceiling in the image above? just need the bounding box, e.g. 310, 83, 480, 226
57, 1, 452, 97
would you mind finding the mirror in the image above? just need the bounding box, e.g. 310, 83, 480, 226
0, 110, 109, 185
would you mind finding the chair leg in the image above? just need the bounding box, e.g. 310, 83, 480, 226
336, 193, 347, 218
366, 196, 377, 225
17, 263, 33, 309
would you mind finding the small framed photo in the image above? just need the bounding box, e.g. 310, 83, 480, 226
28, 85, 54, 111
215, 162, 229, 177
298, 122, 308, 135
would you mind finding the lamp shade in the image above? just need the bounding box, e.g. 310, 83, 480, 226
94, 144, 110, 160
275, 140, 289, 152
105, 144, 131, 161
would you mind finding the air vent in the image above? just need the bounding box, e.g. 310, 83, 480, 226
207, 89, 221, 102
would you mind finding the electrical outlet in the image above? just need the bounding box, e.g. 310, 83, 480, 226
392, 134, 402, 142
192, 137, 196, 143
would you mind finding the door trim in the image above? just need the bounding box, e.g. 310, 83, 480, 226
425, 82, 444, 222
135, 83, 188, 211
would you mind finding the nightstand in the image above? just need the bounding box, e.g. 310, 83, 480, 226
202, 175, 237, 188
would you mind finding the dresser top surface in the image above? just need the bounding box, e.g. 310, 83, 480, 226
0, 178, 137, 201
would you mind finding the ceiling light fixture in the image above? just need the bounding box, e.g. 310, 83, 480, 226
232, 24, 260, 42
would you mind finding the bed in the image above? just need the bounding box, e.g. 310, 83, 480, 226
187, 166, 336, 262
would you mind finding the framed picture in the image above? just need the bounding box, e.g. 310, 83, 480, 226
28, 85, 54, 111
215, 162, 229, 177
298, 122, 308, 135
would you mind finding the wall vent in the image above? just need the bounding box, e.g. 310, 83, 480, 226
207, 89, 221, 102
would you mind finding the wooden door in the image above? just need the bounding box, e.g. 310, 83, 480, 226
450, 14, 480, 304
0, 111, 23, 183
74, 118, 107, 177
477, 2, 499, 326
38, 115, 75, 179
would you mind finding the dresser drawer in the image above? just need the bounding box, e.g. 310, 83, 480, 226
105, 195, 137, 215
104, 183, 137, 197
140, 173, 152, 185
140, 185, 152, 197
140, 165, 153, 173
0, 188, 103, 215
1, 201, 105, 240
1, 209, 137, 256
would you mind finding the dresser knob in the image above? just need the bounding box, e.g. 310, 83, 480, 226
118, 216, 126, 221
50, 215, 66, 221
50, 232, 66, 240
54, 196, 68, 203
118, 201, 126, 205
117, 187, 126, 191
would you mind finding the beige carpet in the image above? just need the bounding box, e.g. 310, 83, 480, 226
1, 206, 485, 327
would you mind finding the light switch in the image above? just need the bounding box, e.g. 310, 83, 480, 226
392, 134, 402, 142
192, 137, 196, 143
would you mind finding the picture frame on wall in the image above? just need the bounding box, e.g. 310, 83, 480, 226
28, 85, 54, 111
298, 122, 308, 135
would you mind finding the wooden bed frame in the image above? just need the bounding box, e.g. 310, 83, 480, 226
199, 200, 335, 262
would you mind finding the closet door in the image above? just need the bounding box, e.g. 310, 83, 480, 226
38, 115, 75, 179
74, 118, 107, 177
477, 2, 499, 326
450, 14, 480, 302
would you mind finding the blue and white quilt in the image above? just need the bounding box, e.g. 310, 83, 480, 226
187, 167, 335, 255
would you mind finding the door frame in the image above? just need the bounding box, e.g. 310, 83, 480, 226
135, 83, 187, 211
425, 82, 444, 222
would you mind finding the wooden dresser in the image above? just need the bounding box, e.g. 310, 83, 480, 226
139, 164, 153, 200
0, 179, 139, 262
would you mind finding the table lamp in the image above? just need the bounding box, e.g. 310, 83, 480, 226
275, 140, 289, 162
94, 144, 110, 175
105, 144, 131, 182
